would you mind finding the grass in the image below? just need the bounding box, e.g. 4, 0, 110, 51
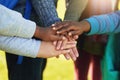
43, 56, 74, 80
0, 52, 91, 80
0, 51, 8, 80
43, 56, 92, 80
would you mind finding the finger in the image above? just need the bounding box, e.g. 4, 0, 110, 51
55, 35, 66, 41
72, 47, 79, 58
60, 49, 71, 55
52, 25, 63, 31
56, 26, 71, 34
66, 41, 77, 45
51, 35, 63, 41
52, 27, 56, 30
56, 40, 63, 50
62, 36, 66, 40
53, 41, 57, 46
52, 22, 68, 31
68, 31, 80, 36
51, 23, 56, 27
51, 22, 61, 27
73, 35, 79, 40
51, 22, 61, 28
53, 36, 66, 50
63, 53, 70, 60
60, 38, 76, 51
64, 34, 73, 41
69, 49, 77, 61
60, 38, 68, 50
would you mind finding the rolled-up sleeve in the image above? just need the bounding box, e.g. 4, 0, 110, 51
0, 4, 36, 38
0, 36, 41, 58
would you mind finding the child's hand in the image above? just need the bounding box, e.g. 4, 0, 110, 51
36, 26, 64, 41
52, 21, 90, 38
64, 47, 78, 61
37, 40, 77, 58
62, 37, 79, 61
53, 37, 79, 61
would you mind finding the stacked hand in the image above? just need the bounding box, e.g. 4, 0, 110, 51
52, 37, 78, 61
34, 20, 90, 61
52, 20, 90, 37
51, 23, 79, 61
51, 20, 91, 61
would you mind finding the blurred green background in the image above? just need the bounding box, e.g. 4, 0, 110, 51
44, 57, 74, 80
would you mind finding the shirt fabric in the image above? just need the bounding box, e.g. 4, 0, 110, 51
0, 4, 40, 58
86, 11, 120, 35
5, 0, 61, 80
86, 11, 120, 80
0, 4, 36, 38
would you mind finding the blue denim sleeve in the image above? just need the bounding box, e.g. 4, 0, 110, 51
31, 0, 61, 27
86, 11, 120, 35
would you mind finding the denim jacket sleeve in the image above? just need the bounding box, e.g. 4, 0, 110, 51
86, 11, 120, 35
0, 36, 41, 58
0, 4, 36, 38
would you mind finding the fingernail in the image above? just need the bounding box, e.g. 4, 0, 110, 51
52, 27, 56, 30
77, 54, 79, 57
57, 47, 59, 50
57, 31, 60, 34
74, 41, 77, 44
73, 57, 76, 61
53, 41, 55, 44
62, 36, 66, 40
68, 32, 72, 36
51, 24, 55, 26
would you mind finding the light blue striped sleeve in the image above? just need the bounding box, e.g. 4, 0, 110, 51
0, 36, 41, 58
86, 11, 120, 35
0, 4, 36, 38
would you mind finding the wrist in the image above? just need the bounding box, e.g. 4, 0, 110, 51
34, 26, 42, 39
81, 20, 91, 33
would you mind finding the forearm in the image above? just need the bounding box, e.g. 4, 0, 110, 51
0, 4, 36, 38
86, 11, 120, 35
64, 0, 88, 21
0, 36, 40, 58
